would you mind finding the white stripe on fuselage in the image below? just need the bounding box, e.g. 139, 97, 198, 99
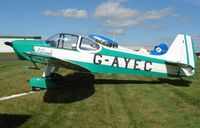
34, 46, 179, 75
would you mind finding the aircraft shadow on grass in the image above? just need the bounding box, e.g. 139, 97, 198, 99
43, 73, 95, 104
43, 73, 191, 104
0, 114, 31, 128
95, 78, 191, 87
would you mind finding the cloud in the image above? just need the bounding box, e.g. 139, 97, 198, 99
187, 0, 200, 6
141, 7, 173, 20
178, 0, 200, 6
98, 7, 175, 28
172, 14, 189, 22
114, 29, 126, 34
103, 19, 138, 27
43, 9, 87, 19
115, 0, 128, 2
94, 2, 175, 29
104, 29, 126, 35
143, 24, 163, 31
94, 1, 139, 19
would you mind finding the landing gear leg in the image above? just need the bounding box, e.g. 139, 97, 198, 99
30, 64, 59, 90
42, 64, 59, 79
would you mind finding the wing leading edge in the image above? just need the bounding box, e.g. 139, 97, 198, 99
23, 51, 90, 72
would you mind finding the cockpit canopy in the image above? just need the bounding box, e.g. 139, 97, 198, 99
89, 34, 118, 48
46, 33, 100, 51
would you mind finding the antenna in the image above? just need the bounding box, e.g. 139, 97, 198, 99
112, 32, 116, 43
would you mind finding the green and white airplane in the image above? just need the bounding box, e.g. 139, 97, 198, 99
5, 33, 196, 89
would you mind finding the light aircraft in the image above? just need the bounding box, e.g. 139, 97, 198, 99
5, 33, 196, 89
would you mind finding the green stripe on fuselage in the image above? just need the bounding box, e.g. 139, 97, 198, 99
184, 34, 190, 65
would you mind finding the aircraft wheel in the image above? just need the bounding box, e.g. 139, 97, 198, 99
32, 87, 40, 91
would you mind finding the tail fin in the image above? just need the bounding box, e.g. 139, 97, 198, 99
163, 34, 196, 76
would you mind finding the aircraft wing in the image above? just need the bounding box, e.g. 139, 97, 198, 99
23, 51, 90, 72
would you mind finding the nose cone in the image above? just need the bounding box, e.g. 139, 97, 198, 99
4, 42, 13, 47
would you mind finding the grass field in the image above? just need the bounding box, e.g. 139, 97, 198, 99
0, 54, 200, 128
0, 53, 17, 58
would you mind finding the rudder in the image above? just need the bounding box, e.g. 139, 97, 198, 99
163, 34, 196, 76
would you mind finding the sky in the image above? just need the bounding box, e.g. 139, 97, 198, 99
0, 0, 200, 48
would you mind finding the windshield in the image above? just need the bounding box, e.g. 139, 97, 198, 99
46, 33, 78, 50
46, 34, 60, 47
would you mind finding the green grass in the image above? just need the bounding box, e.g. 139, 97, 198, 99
0, 58, 200, 128
0, 53, 17, 58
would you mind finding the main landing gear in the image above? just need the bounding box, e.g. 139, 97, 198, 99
29, 64, 61, 90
